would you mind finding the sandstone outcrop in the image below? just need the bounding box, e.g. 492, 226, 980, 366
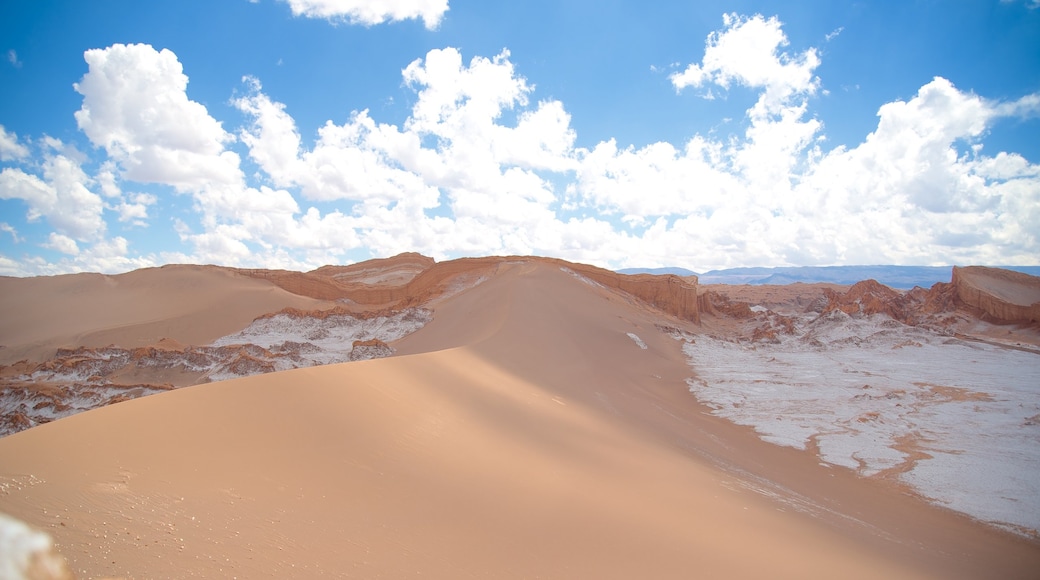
698, 290, 755, 319
578, 268, 700, 323
952, 266, 1040, 323
697, 266, 1039, 350
821, 279, 912, 321
818, 267, 1040, 325
237, 254, 702, 323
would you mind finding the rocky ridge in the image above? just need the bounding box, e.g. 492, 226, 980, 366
953, 266, 1040, 323
3, 257, 1035, 439
0, 255, 702, 437
683, 268, 1040, 537
700, 266, 1039, 348
0, 308, 431, 436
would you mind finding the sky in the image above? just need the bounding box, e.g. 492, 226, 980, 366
1, 0, 1038, 276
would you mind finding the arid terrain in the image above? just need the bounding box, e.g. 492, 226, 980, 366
1, 254, 1038, 579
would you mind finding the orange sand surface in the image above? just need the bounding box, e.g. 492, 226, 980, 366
0, 265, 333, 365
1, 258, 1038, 578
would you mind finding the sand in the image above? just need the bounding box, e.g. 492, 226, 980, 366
0, 264, 333, 365
1, 259, 1038, 578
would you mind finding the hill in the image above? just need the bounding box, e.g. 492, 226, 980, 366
620, 265, 1040, 289
1, 255, 1038, 578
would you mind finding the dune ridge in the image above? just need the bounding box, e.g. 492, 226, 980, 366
234, 254, 701, 322
1, 256, 1038, 578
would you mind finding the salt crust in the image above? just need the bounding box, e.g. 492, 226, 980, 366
1, 309, 432, 437
682, 310, 1040, 536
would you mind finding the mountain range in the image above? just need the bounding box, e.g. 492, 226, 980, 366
619, 265, 1040, 288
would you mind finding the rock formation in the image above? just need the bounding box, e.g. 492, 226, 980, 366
952, 266, 1040, 323
236, 254, 702, 323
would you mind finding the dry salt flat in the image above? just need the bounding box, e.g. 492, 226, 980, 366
682, 309, 1040, 537
0, 309, 433, 436
211, 308, 432, 367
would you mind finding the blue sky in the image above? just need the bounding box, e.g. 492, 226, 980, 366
1, 0, 1038, 275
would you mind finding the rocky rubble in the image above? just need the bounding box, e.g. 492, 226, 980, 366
706, 268, 1036, 345
0, 308, 431, 437
683, 267, 1040, 537
238, 254, 702, 322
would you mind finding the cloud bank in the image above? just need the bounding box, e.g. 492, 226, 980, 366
0, 13, 1037, 275
279, 0, 449, 29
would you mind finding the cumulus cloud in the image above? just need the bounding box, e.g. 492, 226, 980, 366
74, 44, 241, 191
0, 152, 106, 241
234, 47, 579, 259
279, 0, 448, 29
574, 72, 1040, 267
15, 235, 156, 277
115, 192, 157, 224
3, 14, 1039, 275
0, 222, 21, 243
45, 232, 80, 255
0, 125, 29, 161
794, 77, 1040, 265
670, 13, 820, 117
570, 14, 1040, 268
70, 43, 370, 268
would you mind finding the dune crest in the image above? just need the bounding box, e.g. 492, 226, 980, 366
1, 256, 1038, 578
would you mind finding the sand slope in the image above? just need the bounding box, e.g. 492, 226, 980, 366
0, 265, 333, 365
1, 260, 1038, 578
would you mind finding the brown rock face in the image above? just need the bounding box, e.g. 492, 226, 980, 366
952, 266, 1040, 323
799, 266, 1040, 329
611, 273, 700, 323
821, 279, 910, 320
237, 254, 701, 323
698, 290, 755, 319
549, 259, 700, 323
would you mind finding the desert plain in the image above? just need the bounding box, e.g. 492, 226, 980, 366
1, 254, 1039, 579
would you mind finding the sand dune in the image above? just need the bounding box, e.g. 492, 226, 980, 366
1, 258, 1039, 578
0, 265, 333, 365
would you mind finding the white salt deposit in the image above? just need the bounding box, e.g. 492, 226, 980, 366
626, 333, 648, 350
212, 308, 431, 367
1, 309, 433, 437
560, 267, 606, 289
682, 311, 1040, 536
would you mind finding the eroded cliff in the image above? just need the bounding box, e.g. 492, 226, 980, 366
953, 266, 1040, 323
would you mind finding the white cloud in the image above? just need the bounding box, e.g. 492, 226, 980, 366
280, 0, 448, 29
0, 125, 29, 161
74, 44, 241, 191
0, 152, 106, 242
670, 13, 820, 118
1000, 0, 1040, 9
46, 236, 156, 275
4, 14, 1039, 276
44, 232, 80, 255
115, 192, 157, 224
95, 162, 122, 198
234, 47, 580, 260
791, 77, 1040, 265
7, 49, 22, 68
80, 36, 1040, 271
70, 44, 371, 269
0, 222, 21, 243
578, 63, 1040, 268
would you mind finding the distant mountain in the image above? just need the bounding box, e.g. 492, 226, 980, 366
616, 267, 698, 277
618, 265, 1040, 289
